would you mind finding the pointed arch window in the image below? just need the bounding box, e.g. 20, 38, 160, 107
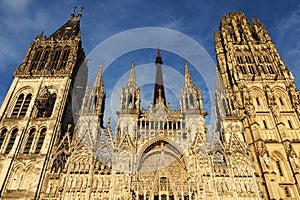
240, 66, 247, 74
10, 166, 23, 189
58, 46, 70, 70
263, 55, 270, 63
276, 160, 283, 176
35, 128, 46, 153
11, 94, 32, 118
267, 65, 274, 74
0, 128, 7, 150
37, 47, 50, 70
52, 48, 62, 69
249, 65, 255, 74
5, 128, 18, 154
23, 128, 36, 154
189, 93, 194, 108
11, 94, 24, 117
19, 94, 32, 117
29, 47, 43, 71
51, 152, 67, 174
237, 56, 243, 64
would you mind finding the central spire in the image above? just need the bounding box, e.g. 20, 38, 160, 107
153, 47, 166, 106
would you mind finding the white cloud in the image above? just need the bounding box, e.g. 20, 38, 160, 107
1, 0, 30, 12
275, 3, 300, 87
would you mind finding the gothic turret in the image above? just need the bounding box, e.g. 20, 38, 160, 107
119, 61, 140, 113
181, 62, 204, 114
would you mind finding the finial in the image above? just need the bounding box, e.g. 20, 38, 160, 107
184, 61, 192, 83
131, 60, 135, 69
78, 6, 84, 17
157, 43, 161, 57
71, 6, 77, 17
67, 124, 72, 133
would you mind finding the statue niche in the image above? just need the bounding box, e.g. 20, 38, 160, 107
35, 86, 57, 117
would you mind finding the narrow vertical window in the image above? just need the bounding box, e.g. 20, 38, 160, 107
5, 128, 18, 154
0, 128, 8, 150
19, 94, 32, 117
11, 94, 24, 117
257, 56, 262, 63
35, 128, 46, 153
249, 65, 255, 74
177, 121, 181, 129
276, 160, 283, 176
240, 66, 247, 74
189, 93, 194, 107
29, 48, 43, 71
168, 121, 172, 130
285, 187, 291, 197
288, 120, 293, 129
52, 48, 62, 69
267, 65, 274, 74
256, 98, 260, 106
279, 97, 284, 105
264, 55, 270, 63
263, 120, 268, 129
37, 47, 50, 70
24, 128, 36, 154
151, 121, 154, 129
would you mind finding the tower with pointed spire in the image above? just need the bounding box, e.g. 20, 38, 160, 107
1, 9, 298, 200
0, 9, 86, 199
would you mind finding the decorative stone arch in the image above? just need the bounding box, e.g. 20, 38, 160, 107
23, 126, 37, 154
34, 127, 47, 153
270, 150, 292, 181
0, 127, 8, 150
50, 148, 69, 174
272, 86, 292, 111
3, 128, 18, 154
138, 137, 187, 172
9, 163, 25, 190
230, 150, 253, 176
249, 86, 267, 110
9, 86, 34, 117
20, 164, 35, 190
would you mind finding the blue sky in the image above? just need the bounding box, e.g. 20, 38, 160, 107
0, 0, 299, 127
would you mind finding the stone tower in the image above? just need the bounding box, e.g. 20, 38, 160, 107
215, 12, 300, 199
0, 9, 85, 199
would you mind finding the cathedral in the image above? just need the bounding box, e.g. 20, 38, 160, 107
0, 9, 299, 200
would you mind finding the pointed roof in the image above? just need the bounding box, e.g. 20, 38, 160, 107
153, 48, 166, 106
48, 11, 82, 40
94, 63, 103, 87
127, 61, 137, 88
184, 61, 193, 84
155, 47, 163, 64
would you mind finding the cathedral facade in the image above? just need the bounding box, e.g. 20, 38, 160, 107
0, 10, 299, 200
